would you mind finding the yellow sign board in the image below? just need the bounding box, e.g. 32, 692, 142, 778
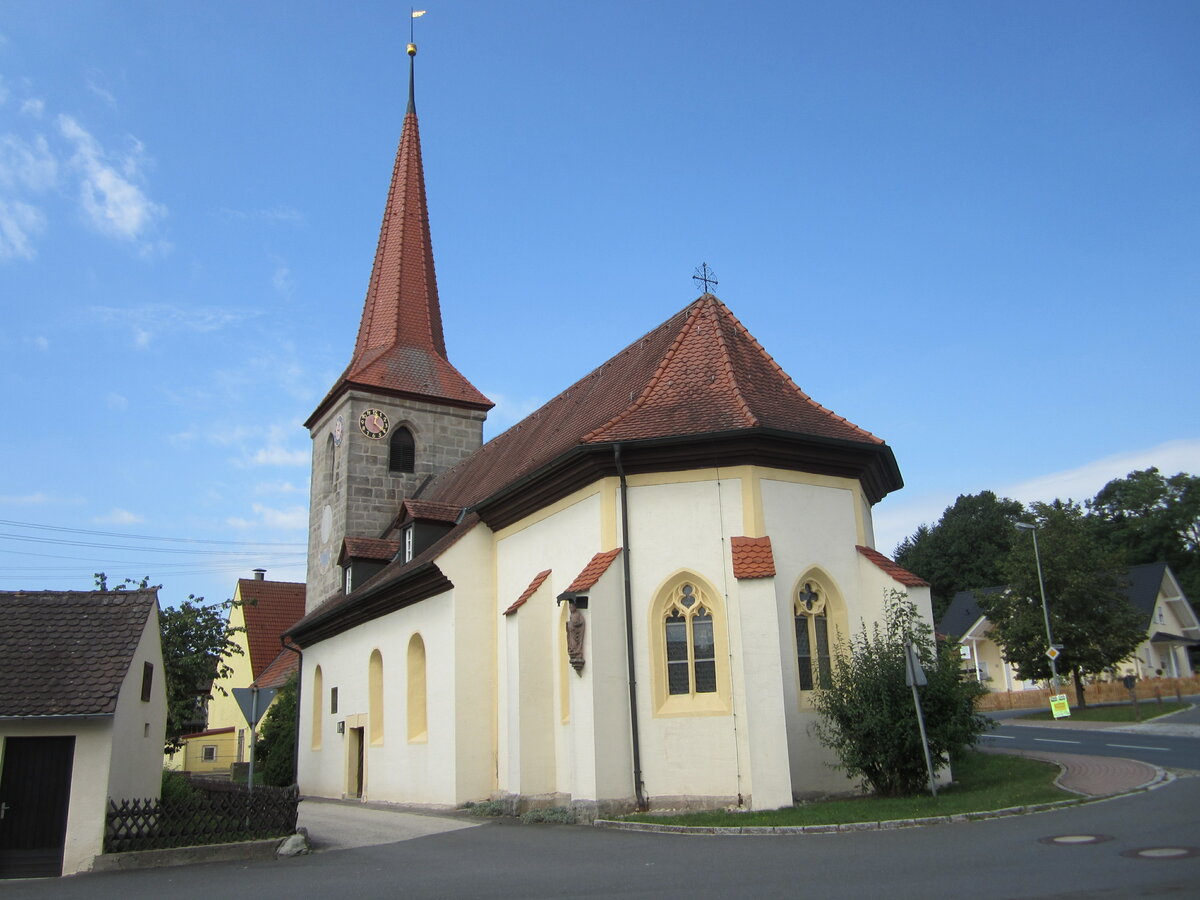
1050, 694, 1071, 719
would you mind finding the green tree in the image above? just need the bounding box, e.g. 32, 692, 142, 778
981, 501, 1144, 707
158, 594, 244, 753
894, 491, 1025, 620
255, 673, 298, 787
1089, 468, 1200, 601
811, 591, 990, 797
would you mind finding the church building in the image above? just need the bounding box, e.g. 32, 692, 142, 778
288, 44, 932, 816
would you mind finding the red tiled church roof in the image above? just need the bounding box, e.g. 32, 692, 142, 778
305, 75, 491, 428
426, 295, 888, 510
856, 545, 929, 587
731, 536, 776, 579
504, 569, 552, 616
237, 579, 306, 680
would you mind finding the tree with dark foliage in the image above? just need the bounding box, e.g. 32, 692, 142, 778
980, 501, 1144, 707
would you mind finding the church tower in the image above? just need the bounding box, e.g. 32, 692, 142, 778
304, 43, 492, 609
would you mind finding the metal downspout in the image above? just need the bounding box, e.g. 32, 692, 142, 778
614, 444, 647, 810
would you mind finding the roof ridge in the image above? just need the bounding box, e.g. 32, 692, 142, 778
581, 299, 706, 442
708, 298, 760, 428
721, 300, 882, 445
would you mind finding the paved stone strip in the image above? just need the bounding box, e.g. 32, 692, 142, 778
996, 749, 1163, 796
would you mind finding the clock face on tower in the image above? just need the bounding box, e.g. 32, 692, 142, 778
359, 408, 389, 439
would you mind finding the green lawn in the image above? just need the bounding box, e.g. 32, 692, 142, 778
618, 751, 1070, 828
1016, 701, 1189, 723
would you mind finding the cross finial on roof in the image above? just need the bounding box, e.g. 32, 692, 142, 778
692, 262, 718, 294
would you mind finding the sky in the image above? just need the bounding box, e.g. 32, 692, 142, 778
2, 0, 1197, 611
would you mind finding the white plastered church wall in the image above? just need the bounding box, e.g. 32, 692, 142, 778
624, 473, 744, 804
495, 490, 603, 802
297, 591, 458, 805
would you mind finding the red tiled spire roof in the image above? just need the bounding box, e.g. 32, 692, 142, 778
426, 294, 890, 509
306, 57, 491, 427
731, 536, 776, 579
856, 545, 930, 587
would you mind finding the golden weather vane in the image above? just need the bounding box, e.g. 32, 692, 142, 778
409, 8, 426, 55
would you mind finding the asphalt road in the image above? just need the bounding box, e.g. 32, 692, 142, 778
5, 777, 1199, 899
983, 698, 1200, 770
982, 723, 1200, 770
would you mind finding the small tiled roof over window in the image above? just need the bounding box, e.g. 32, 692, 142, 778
731, 536, 776, 579
236, 579, 306, 680
856, 545, 929, 587
0, 589, 157, 717
504, 569, 552, 616
565, 550, 622, 594
340, 537, 402, 565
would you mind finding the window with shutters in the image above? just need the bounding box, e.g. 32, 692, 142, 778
389, 426, 415, 474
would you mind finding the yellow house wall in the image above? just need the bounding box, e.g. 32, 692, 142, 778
202, 589, 254, 763
183, 729, 238, 773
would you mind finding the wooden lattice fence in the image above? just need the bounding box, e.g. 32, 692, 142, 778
105, 783, 299, 853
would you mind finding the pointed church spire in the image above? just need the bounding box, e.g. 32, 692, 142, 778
307, 40, 492, 427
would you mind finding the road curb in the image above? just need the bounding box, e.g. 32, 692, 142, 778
91, 837, 287, 872
592, 770, 1180, 836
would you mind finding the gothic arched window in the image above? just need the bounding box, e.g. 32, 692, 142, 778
795, 581, 831, 691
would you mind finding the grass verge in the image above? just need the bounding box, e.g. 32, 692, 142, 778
618, 751, 1070, 828
1016, 701, 1189, 723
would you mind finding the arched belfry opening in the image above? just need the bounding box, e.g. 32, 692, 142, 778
389, 426, 416, 474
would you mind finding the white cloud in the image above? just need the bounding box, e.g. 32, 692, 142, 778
85, 76, 117, 109
0, 491, 53, 504
0, 199, 46, 260
227, 503, 308, 532
58, 114, 165, 244
0, 134, 58, 190
91, 303, 252, 348
254, 481, 304, 495
25, 335, 49, 351
106, 392, 128, 411
873, 437, 1200, 556
250, 445, 309, 467
93, 507, 144, 525
272, 263, 293, 296
999, 439, 1200, 505
222, 205, 305, 224
20, 98, 44, 118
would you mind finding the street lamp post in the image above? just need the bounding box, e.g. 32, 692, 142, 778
1015, 522, 1059, 691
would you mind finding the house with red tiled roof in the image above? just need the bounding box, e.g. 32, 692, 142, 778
0, 589, 167, 877
288, 45, 933, 815
173, 571, 304, 775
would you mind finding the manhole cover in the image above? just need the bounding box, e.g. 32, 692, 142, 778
1039, 834, 1112, 846
1120, 846, 1200, 860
